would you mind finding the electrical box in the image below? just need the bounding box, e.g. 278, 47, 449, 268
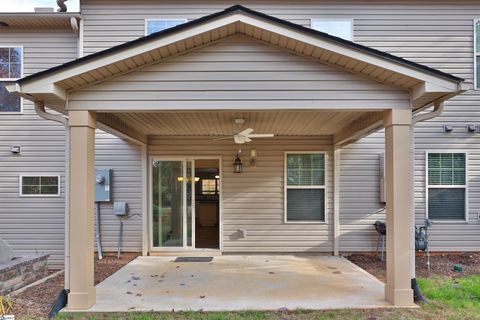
95, 169, 112, 202
114, 201, 128, 216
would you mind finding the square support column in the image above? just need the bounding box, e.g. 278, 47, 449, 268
384, 109, 415, 306
67, 110, 96, 309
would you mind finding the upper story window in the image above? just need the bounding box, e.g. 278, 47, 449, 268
145, 19, 187, 36
311, 20, 353, 41
475, 20, 480, 89
427, 152, 467, 221
0, 46, 22, 113
285, 153, 326, 223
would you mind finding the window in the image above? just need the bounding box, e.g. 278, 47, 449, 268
311, 20, 353, 41
20, 175, 60, 196
145, 19, 186, 35
475, 20, 480, 89
285, 153, 326, 222
0, 46, 22, 113
201, 179, 219, 195
427, 153, 467, 220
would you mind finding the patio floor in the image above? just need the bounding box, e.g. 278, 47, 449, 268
84, 255, 389, 312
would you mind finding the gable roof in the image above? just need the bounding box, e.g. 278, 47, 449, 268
11, 4, 468, 110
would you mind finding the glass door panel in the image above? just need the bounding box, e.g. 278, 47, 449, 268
152, 160, 184, 247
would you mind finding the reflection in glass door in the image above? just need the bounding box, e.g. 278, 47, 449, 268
152, 159, 194, 248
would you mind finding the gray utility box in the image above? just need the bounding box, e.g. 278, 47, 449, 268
95, 169, 112, 202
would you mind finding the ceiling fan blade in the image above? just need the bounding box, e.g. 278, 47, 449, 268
238, 128, 254, 136
212, 136, 232, 141
247, 134, 274, 138
245, 137, 252, 143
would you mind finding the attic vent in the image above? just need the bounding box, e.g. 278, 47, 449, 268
34, 7, 54, 13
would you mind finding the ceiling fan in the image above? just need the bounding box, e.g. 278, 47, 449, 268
212, 119, 275, 144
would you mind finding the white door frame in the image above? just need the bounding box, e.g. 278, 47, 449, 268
148, 155, 222, 253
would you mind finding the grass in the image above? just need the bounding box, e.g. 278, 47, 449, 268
38, 275, 480, 320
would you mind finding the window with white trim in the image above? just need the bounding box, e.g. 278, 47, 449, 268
0, 47, 22, 113
311, 20, 353, 41
475, 20, 480, 89
20, 176, 60, 196
145, 19, 186, 35
285, 153, 325, 222
427, 153, 467, 220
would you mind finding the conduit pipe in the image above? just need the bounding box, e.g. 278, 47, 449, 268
34, 101, 71, 291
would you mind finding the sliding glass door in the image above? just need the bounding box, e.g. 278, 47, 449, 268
152, 159, 194, 248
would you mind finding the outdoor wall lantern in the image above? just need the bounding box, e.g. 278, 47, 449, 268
233, 154, 243, 173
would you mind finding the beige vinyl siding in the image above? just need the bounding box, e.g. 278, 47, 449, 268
94, 131, 143, 254
149, 136, 334, 252
0, 30, 77, 268
0, 31, 144, 267
78, 0, 480, 252
69, 35, 409, 111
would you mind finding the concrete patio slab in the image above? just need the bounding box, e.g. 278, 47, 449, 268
85, 255, 389, 312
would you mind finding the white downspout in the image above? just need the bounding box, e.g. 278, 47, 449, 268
409, 101, 444, 297
34, 101, 71, 291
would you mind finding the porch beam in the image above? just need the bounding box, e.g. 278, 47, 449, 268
384, 109, 415, 306
334, 112, 384, 147
67, 110, 96, 310
96, 113, 147, 145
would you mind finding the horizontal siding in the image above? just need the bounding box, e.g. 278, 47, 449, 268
0, 31, 77, 268
94, 131, 143, 254
148, 136, 334, 252
69, 35, 408, 111
79, 0, 480, 252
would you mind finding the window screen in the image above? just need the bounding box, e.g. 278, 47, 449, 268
286, 153, 325, 222
427, 153, 466, 220
0, 47, 22, 113
21, 176, 59, 196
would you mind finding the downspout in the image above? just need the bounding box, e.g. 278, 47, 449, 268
34, 101, 71, 291
410, 100, 444, 301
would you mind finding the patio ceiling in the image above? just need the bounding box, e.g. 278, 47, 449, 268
108, 110, 373, 136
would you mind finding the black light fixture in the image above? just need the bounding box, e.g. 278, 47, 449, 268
233, 154, 243, 173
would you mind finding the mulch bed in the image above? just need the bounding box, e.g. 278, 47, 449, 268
347, 252, 480, 282
10, 253, 138, 319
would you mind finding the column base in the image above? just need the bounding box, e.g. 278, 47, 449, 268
385, 285, 414, 306
67, 288, 96, 310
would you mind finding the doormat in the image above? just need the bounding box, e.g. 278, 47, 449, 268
174, 257, 213, 262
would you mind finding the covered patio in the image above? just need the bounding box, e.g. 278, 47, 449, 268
9, 5, 468, 311
87, 255, 387, 312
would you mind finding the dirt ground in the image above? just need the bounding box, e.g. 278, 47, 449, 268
10, 253, 138, 319
346, 252, 480, 282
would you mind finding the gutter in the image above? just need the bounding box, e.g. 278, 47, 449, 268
34, 101, 71, 292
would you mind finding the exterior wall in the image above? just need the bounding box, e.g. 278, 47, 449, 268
0, 30, 77, 268
80, 0, 480, 252
0, 30, 143, 267
70, 35, 409, 111
148, 136, 334, 252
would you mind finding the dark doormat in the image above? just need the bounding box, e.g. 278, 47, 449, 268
174, 257, 213, 262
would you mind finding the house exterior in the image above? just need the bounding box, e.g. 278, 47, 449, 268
0, 0, 479, 309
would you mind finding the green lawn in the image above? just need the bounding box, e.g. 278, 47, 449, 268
48, 275, 480, 320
